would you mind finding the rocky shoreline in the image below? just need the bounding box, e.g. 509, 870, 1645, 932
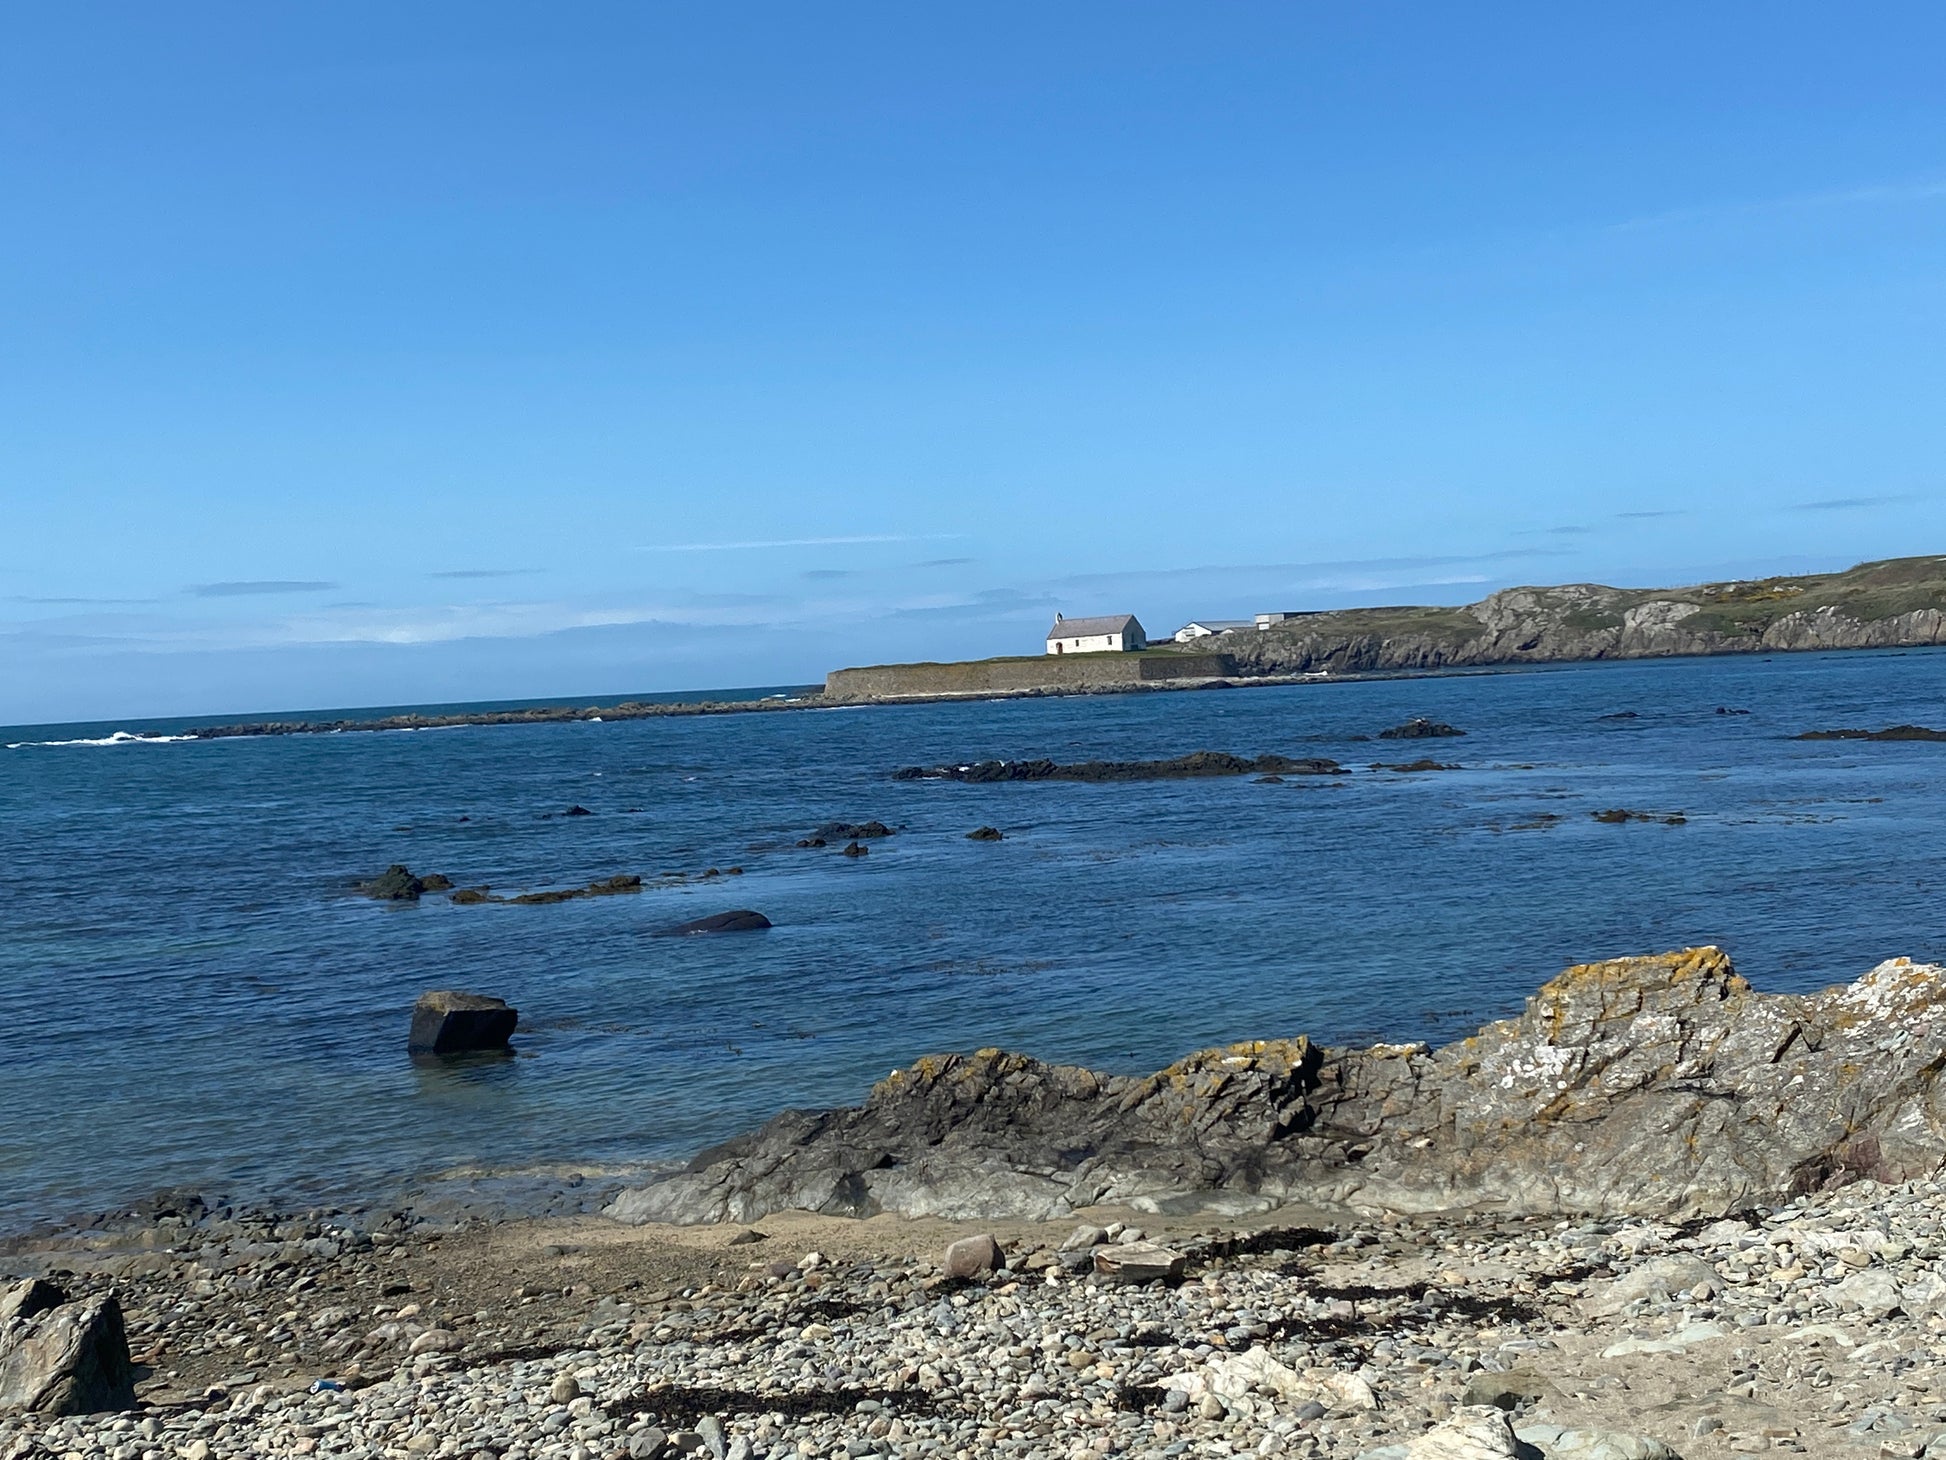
604, 948, 1946, 1228
11, 949, 1946, 1458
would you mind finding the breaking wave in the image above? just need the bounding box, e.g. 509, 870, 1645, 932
4, 730, 198, 750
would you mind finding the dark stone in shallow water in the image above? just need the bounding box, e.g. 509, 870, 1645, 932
360, 865, 426, 901
657, 909, 772, 936
966, 826, 1005, 841
840, 841, 870, 858
1377, 718, 1465, 739
891, 751, 1344, 783
409, 991, 517, 1054
1796, 724, 1946, 742
817, 820, 893, 839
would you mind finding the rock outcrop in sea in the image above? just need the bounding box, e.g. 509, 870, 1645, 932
608, 948, 1946, 1226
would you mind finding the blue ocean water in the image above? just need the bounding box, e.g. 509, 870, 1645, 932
4, 651, 1944, 1231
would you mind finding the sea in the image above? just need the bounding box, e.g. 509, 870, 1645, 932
4, 649, 1944, 1232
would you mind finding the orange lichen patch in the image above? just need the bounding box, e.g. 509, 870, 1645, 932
1527, 947, 1748, 1041
1112, 1038, 1315, 1112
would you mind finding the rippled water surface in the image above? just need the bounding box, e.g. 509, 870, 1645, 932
5, 651, 1945, 1228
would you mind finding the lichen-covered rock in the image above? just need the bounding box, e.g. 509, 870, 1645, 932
608, 949, 1946, 1225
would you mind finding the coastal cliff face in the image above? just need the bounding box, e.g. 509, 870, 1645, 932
608, 947, 1946, 1226
1198, 556, 1946, 675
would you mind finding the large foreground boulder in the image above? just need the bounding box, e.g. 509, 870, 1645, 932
0, 1287, 135, 1415
607, 948, 1946, 1225
408, 991, 517, 1054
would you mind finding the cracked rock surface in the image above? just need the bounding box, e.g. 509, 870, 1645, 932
608, 949, 1946, 1227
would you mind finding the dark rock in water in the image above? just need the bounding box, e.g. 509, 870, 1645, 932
1715, 706, 1751, 716
657, 909, 772, 936
795, 837, 827, 849
0, 1289, 135, 1415
1198, 679, 1234, 689
1254, 774, 1284, 784
564, 804, 594, 816
408, 991, 517, 1054
607, 946, 1946, 1225
818, 820, 893, 839
450, 887, 492, 904
359, 864, 425, 901
966, 826, 1005, 841
840, 840, 870, 858
1375, 759, 1459, 773
418, 872, 454, 892
1598, 711, 1640, 721
1796, 724, 1946, 742
507, 874, 642, 904
1377, 718, 1465, 739
1592, 808, 1686, 825
892, 751, 1345, 783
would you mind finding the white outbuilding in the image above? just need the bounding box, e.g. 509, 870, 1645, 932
1172, 619, 1253, 642
1045, 613, 1147, 655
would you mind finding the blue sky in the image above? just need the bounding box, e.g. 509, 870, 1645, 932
4, 3, 1944, 723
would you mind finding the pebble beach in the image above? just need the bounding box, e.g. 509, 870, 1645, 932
10, 1167, 1946, 1460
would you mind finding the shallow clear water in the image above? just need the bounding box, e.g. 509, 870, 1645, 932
4, 651, 1944, 1229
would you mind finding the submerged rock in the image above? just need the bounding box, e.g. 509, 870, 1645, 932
656, 909, 772, 936
817, 820, 893, 839
1591, 809, 1686, 825
607, 948, 1946, 1225
965, 826, 1005, 841
0, 1287, 135, 1415
892, 752, 1345, 783
408, 991, 517, 1054
1796, 724, 1946, 742
840, 841, 869, 858
1378, 718, 1466, 739
359, 865, 427, 901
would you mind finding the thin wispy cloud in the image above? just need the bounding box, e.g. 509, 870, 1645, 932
633, 534, 957, 552
1610, 177, 1946, 235
7, 594, 159, 606
917, 556, 975, 568
1791, 495, 1914, 512
1057, 547, 1564, 589
802, 568, 857, 580
428, 568, 539, 580
188, 580, 337, 597
1617, 510, 1685, 519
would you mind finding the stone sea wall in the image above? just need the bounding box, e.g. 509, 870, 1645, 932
823, 652, 1235, 701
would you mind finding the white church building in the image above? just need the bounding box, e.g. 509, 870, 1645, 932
1045, 613, 1146, 654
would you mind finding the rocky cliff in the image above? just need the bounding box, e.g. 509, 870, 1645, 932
608, 947, 1946, 1226
1191, 556, 1946, 675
